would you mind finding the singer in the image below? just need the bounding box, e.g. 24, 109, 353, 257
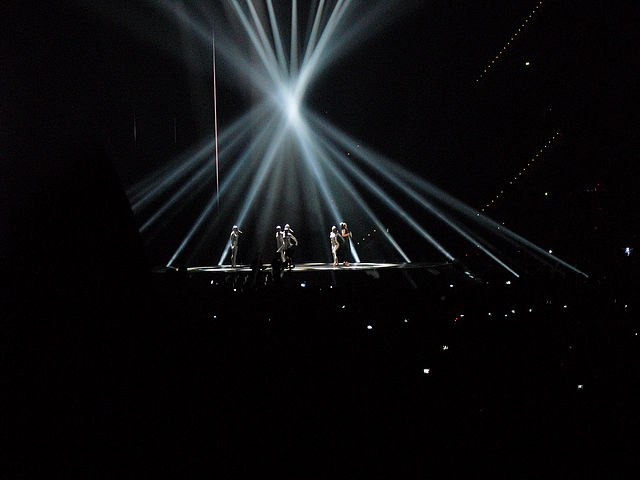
230, 225, 242, 267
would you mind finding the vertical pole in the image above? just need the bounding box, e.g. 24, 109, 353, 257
213, 25, 220, 214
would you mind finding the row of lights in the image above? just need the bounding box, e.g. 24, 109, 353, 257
479, 132, 560, 214
476, 1, 544, 83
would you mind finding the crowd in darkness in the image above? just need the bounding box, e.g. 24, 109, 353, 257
136, 255, 638, 477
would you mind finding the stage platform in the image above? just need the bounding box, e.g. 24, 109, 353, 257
154, 260, 488, 293
185, 261, 451, 273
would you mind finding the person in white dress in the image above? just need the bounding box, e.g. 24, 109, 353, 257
330, 225, 340, 267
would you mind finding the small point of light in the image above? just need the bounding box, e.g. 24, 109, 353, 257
423, 368, 430, 374
488, 312, 492, 316
449, 284, 454, 288
442, 345, 449, 350
548, 250, 553, 254
577, 384, 584, 391
300, 282, 306, 288
529, 308, 533, 313
341, 305, 346, 309
404, 318, 409, 323
506, 281, 511, 285
213, 315, 217, 319
367, 325, 373, 330
563, 305, 568, 309
233, 288, 237, 292
545, 192, 549, 196
511, 309, 516, 314
210, 280, 214, 285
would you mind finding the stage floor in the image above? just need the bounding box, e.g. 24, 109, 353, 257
186, 261, 451, 273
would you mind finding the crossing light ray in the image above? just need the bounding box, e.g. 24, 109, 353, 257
167, 112, 282, 266
119, 1, 586, 277
140, 106, 274, 236
310, 112, 585, 277
129, 103, 266, 213
308, 131, 410, 263
311, 127, 455, 262
353, 144, 588, 277
307, 113, 519, 277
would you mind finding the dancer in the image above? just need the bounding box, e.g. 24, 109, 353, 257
230, 225, 241, 268
283, 224, 298, 269
340, 221, 352, 266
330, 225, 340, 267
275, 225, 285, 262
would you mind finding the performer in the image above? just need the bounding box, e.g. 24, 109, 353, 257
340, 221, 352, 266
275, 225, 286, 262
283, 224, 298, 269
230, 225, 241, 268
330, 225, 340, 267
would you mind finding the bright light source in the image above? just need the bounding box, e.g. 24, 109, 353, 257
367, 325, 373, 330
285, 93, 300, 125
423, 368, 430, 374
300, 282, 306, 287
